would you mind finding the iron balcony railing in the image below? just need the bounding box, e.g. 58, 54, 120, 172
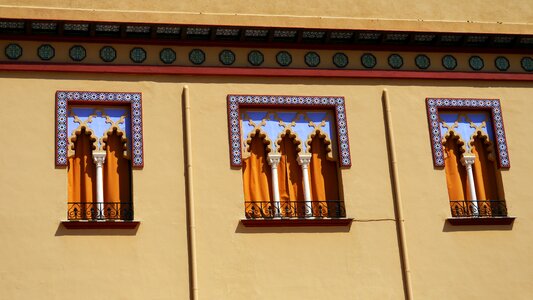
245, 200, 346, 219
449, 200, 508, 218
67, 202, 134, 221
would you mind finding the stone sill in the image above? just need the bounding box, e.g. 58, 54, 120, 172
240, 218, 353, 227
446, 217, 515, 226
61, 220, 140, 229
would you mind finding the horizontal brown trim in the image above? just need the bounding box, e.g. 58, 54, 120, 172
1, 63, 533, 81
2, 34, 532, 54
240, 218, 353, 227
446, 217, 515, 226
61, 220, 140, 229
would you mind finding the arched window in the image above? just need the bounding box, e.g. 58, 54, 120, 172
237, 106, 348, 221
65, 105, 136, 222
435, 108, 507, 218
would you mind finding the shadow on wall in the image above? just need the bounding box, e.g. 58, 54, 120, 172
55, 223, 139, 236
442, 221, 514, 232
234, 221, 352, 234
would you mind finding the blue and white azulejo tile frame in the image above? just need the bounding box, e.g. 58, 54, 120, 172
227, 95, 352, 168
426, 98, 510, 168
55, 91, 144, 168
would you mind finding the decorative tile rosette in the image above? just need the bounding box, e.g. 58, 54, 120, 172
426, 98, 509, 168
227, 95, 352, 168
55, 91, 144, 168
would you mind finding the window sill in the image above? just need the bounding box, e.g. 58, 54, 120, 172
61, 220, 140, 229
240, 218, 353, 227
446, 217, 515, 226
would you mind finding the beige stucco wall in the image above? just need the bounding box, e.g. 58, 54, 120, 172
1, 70, 533, 299
1, 0, 532, 33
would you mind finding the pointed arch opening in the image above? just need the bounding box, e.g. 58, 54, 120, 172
103, 128, 133, 220
309, 132, 341, 217
67, 128, 97, 220
243, 132, 274, 218
278, 132, 305, 217
471, 133, 506, 216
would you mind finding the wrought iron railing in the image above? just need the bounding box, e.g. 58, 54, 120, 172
449, 200, 508, 218
245, 200, 346, 219
67, 202, 134, 220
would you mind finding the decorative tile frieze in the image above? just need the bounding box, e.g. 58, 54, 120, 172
469, 56, 484, 70
273, 30, 297, 38
466, 35, 488, 43
385, 33, 409, 41
521, 57, 533, 72
440, 35, 462, 43
126, 25, 151, 33
332, 53, 349, 68
388, 54, 403, 69
276, 51, 292, 66
495, 56, 510, 71
189, 49, 205, 65
248, 50, 264, 66
55, 91, 144, 168
5, 43, 22, 60
100, 46, 117, 62
156, 26, 181, 35
31, 22, 57, 31
216, 28, 240, 37
219, 49, 235, 65
95, 24, 120, 32
130, 47, 147, 63
493, 36, 514, 44
304, 51, 320, 67
361, 53, 377, 68
519, 37, 533, 45
442, 55, 458, 70
413, 34, 436, 42
186, 27, 210, 36
358, 32, 381, 40
426, 98, 509, 168
244, 29, 269, 38
227, 95, 351, 168
415, 54, 430, 69
37, 44, 55, 60
0, 41, 530, 75
302, 31, 325, 39
330, 32, 353, 40
69, 45, 86, 62
0, 21, 24, 29
160, 48, 176, 64
64, 23, 89, 32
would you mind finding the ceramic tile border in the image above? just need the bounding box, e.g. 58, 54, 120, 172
55, 91, 144, 168
227, 95, 351, 168
426, 98, 509, 168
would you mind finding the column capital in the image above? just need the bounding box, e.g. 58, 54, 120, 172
92, 151, 107, 166
297, 153, 312, 166
460, 154, 476, 167
267, 153, 281, 166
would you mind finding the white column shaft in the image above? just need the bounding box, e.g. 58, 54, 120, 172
93, 151, 106, 219
461, 155, 478, 216
267, 154, 281, 217
297, 154, 313, 218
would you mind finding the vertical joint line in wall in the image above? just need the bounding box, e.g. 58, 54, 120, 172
382, 88, 413, 300
183, 85, 199, 300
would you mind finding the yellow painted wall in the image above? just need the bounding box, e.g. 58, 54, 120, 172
0, 73, 190, 299
1, 69, 533, 299
1, 1, 532, 33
